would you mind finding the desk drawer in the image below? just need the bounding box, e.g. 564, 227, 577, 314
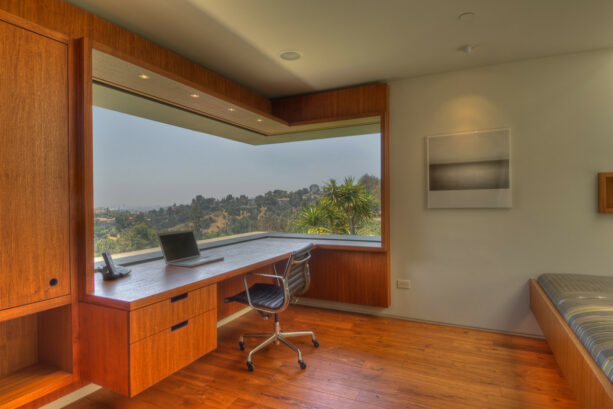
130, 284, 216, 343
129, 309, 216, 396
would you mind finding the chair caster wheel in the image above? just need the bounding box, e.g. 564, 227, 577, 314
298, 360, 306, 370
246, 361, 254, 371
239, 341, 245, 351
312, 339, 320, 348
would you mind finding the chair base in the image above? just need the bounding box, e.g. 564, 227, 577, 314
239, 316, 318, 371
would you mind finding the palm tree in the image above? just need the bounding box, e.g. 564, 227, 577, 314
334, 177, 376, 235
297, 206, 330, 234
298, 177, 376, 236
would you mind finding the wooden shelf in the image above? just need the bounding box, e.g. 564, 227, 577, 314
599, 172, 613, 213
0, 295, 72, 324
0, 364, 72, 409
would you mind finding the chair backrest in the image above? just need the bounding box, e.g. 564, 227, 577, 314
282, 243, 313, 298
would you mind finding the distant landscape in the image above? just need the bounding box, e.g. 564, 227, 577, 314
94, 174, 381, 256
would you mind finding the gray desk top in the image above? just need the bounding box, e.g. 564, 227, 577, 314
87, 236, 382, 310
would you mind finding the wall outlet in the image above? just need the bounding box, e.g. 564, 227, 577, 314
397, 279, 411, 289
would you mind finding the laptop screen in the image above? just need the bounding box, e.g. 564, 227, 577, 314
159, 231, 200, 262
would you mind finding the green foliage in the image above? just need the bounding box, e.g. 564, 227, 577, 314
94, 174, 381, 256
298, 177, 378, 236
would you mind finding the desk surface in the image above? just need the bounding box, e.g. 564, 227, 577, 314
86, 237, 381, 310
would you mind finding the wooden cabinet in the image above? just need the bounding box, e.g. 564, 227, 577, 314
0, 17, 70, 311
80, 284, 218, 397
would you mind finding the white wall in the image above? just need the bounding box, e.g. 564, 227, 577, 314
388, 48, 613, 336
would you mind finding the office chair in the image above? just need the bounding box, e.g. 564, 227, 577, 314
224, 243, 319, 371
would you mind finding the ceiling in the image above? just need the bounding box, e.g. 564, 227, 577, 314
67, 0, 613, 98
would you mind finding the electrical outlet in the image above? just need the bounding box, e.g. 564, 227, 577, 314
397, 279, 411, 289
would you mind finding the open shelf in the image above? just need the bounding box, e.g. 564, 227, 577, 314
599, 172, 613, 213
0, 365, 72, 409
0, 305, 73, 408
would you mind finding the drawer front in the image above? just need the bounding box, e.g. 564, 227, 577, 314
130, 284, 216, 342
130, 309, 217, 396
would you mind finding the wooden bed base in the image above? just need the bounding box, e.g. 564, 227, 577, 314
530, 279, 613, 408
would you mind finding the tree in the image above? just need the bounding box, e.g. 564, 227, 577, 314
298, 177, 377, 235
297, 206, 330, 234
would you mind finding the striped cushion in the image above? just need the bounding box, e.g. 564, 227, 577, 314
538, 273, 613, 383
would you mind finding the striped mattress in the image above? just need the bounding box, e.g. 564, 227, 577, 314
538, 273, 613, 383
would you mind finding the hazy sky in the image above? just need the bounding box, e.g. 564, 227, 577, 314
93, 106, 381, 209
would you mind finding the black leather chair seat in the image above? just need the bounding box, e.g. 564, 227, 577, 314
225, 283, 285, 310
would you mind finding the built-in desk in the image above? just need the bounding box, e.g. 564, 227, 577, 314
79, 236, 383, 396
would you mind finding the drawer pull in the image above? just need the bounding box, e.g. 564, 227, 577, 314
170, 293, 188, 303
171, 320, 188, 332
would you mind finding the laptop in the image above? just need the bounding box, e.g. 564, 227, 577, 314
158, 231, 223, 267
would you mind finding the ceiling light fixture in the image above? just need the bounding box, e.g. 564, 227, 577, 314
257, 118, 263, 122
458, 44, 475, 54
458, 11, 475, 21
280, 51, 302, 61
190, 93, 200, 98
138, 74, 149, 79
228, 107, 235, 112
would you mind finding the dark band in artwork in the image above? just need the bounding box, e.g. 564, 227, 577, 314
429, 160, 510, 191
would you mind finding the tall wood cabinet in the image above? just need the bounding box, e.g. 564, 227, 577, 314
0, 13, 76, 409
0, 16, 70, 310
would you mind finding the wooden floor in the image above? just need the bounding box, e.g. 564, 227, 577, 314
66, 306, 578, 409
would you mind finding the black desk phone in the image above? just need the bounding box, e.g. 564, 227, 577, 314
100, 251, 131, 281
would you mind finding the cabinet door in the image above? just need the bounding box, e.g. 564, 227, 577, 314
0, 19, 70, 309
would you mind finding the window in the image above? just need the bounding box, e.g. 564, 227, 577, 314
93, 89, 381, 258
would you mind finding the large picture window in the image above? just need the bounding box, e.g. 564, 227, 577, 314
93, 93, 381, 258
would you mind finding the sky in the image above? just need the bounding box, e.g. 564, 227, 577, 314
93, 106, 381, 209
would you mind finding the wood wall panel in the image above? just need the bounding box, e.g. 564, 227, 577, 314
530, 279, 613, 408
272, 83, 388, 124
0, 315, 38, 377
305, 248, 389, 307
38, 305, 73, 373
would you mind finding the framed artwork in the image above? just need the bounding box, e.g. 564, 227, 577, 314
427, 128, 511, 208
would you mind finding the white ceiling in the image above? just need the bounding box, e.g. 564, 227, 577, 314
67, 0, 613, 98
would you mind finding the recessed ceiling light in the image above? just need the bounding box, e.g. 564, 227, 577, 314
190, 93, 200, 98
458, 44, 476, 54
138, 74, 149, 79
228, 107, 235, 112
257, 118, 263, 122
280, 51, 302, 61
458, 11, 475, 21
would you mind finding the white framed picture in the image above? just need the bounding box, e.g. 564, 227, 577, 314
427, 128, 511, 209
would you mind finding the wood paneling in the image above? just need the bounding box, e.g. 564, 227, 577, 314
130, 309, 216, 396
0, 16, 70, 310
272, 83, 388, 125
598, 172, 613, 213
38, 305, 73, 373
130, 284, 216, 343
0, 315, 38, 377
78, 302, 130, 396
305, 248, 390, 307
0, 0, 270, 114
66, 306, 578, 409
530, 279, 613, 408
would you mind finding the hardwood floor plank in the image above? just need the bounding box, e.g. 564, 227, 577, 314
67, 306, 578, 409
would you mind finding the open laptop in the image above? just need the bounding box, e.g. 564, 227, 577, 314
158, 231, 223, 267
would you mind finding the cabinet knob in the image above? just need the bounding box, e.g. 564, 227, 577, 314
49, 278, 58, 287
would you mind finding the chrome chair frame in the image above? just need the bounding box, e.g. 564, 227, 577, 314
237, 245, 318, 370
